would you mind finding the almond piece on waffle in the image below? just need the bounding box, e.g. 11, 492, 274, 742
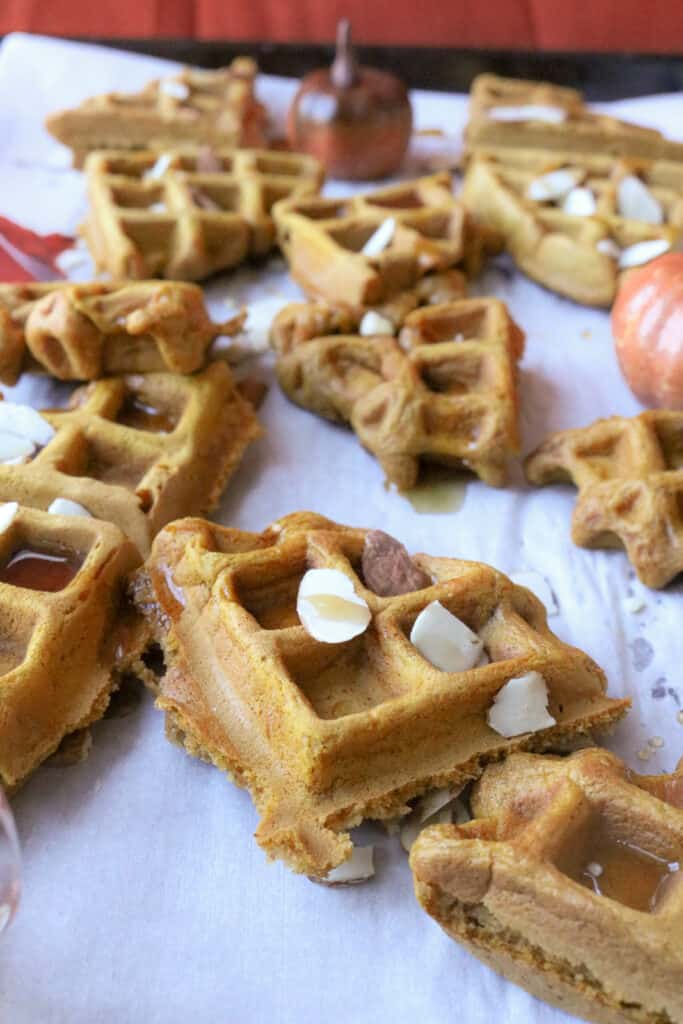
0, 280, 245, 385
46, 60, 268, 167
462, 150, 683, 306
411, 748, 683, 1024
128, 512, 629, 877
465, 73, 683, 163
525, 411, 683, 588
0, 362, 261, 555
273, 173, 502, 310
82, 147, 324, 281
271, 295, 524, 489
0, 504, 140, 791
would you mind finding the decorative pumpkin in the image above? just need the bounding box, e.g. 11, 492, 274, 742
287, 19, 413, 181
612, 253, 683, 408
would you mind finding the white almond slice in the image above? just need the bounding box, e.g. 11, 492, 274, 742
159, 78, 190, 101
400, 803, 454, 853
297, 568, 371, 643
48, 498, 92, 518
0, 403, 55, 446
0, 501, 19, 534
562, 186, 597, 217
617, 175, 664, 225
0, 432, 35, 464
359, 311, 395, 336
510, 571, 559, 616
526, 169, 582, 202
144, 152, 173, 180
410, 600, 483, 672
323, 846, 375, 885
487, 670, 557, 738
596, 238, 621, 259
361, 218, 397, 257
487, 104, 567, 124
416, 786, 461, 824
618, 238, 671, 269
622, 593, 647, 614
149, 202, 167, 214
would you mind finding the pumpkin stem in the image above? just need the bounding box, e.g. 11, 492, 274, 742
331, 19, 358, 90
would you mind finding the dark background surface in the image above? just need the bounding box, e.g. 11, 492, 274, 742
63, 38, 683, 99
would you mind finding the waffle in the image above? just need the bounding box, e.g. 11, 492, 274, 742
271, 296, 524, 489
0, 280, 245, 385
273, 173, 501, 310
466, 73, 683, 163
525, 411, 683, 589
411, 748, 683, 1024
82, 147, 324, 281
0, 362, 261, 556
129, 512, 629, 877
0, 505, 140, 791
462, 151, 683, 306
46, 60, 268, 167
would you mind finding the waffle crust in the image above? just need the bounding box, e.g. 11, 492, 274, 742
46, 60, 268, 166
0, 362, 261, 555
130, 512, 629, 877
525, 410, 683, 588
82, 147, 323, 281
462, 151, 683, 307
0, 506, 140, 790
271, 295, 525, 489
465, 74, 683, 163
0, 280, 244, 384
273, 173, 501, 310
411, 748, 683, 1024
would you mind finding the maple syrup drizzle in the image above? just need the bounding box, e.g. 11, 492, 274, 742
0, 548, 82, 592
401, 466, 467, 514
118, 395, 176, 434
575, 833, 679, 913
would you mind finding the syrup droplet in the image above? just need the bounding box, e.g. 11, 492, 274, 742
574, 834, 679, 913
402, 467, 467, 514
0, 548, 82, 592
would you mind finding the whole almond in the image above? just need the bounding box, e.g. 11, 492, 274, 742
362, 530, 431, 596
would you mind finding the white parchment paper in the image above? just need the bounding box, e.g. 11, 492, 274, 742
0, 33, 681, 1024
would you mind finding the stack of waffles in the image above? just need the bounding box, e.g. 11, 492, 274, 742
462, 75, 683, 305
82, 147, 324, 280
0, 278, 262, 790
46, 59, 268, 166
273, 172, 502, 311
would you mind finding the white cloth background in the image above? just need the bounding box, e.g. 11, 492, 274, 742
0, 33, 681, 1024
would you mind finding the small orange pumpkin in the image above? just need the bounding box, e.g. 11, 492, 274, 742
612, 253, 683, 408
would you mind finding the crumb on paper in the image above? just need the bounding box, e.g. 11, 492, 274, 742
580, 328, 591, 340
637, 748, 652, 762
648, 736, 664, 749
678, 710, 683, 725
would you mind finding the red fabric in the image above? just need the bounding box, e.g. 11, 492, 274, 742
0, 0, 682, 53
0, 217, 74, 282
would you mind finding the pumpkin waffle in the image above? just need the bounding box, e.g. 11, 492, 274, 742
273, 172, 501, 310
129, 511, 629, 877
466, 73, 683, 163
0, 362, 261, 556
0, 280, 245, 385
411, 748, 683, 1024
270, 296, 524, 489
0, 504, 140, 791
82, 147, 324, 281
46, 59, 268, 167
462, 151, 683, 306
525, 410, 683, 589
